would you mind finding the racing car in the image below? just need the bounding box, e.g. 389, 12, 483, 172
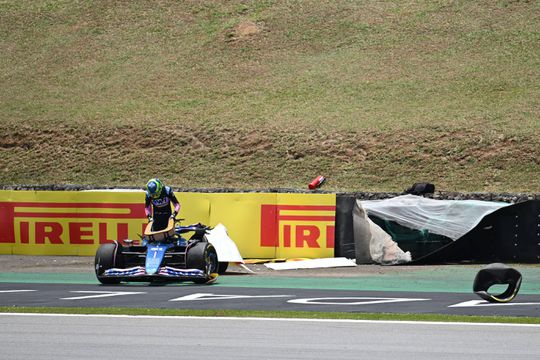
94, 218, 219, 284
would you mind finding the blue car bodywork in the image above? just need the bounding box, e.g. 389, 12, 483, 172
95, 222, 219, 284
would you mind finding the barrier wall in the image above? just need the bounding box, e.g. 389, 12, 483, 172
409, 200, 540, 264
0, 190, 336, 259
333, 194, 540, 264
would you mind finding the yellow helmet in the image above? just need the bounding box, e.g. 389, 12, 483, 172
146, 178, 163, 199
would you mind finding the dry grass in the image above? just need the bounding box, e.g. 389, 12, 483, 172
1, 1, 539, 192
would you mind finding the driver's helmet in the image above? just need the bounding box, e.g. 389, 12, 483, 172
146, 178, 163, 199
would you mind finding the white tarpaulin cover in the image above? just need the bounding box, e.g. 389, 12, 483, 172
205, 223, 244, 263
362, 194, 510, 241
353, 200, 412, 265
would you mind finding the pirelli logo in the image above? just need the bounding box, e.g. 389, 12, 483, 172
260, 204, 336, 249
0, 202, 145, 245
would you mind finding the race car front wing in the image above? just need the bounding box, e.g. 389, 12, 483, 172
103, 266, 206, 281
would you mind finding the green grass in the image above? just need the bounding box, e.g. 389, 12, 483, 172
1, 306, 539, 325
1, 1, 539, 192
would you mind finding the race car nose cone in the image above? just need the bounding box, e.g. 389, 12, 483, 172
473, 263, 522, 303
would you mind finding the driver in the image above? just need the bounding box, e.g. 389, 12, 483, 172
144, 178, 180, 231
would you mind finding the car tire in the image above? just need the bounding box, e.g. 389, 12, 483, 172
95, 242, 122, 285
186, 242, 218, 284
218, 262, 229, 274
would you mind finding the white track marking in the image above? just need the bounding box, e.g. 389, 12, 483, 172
1, 313, 539, 328
450, 299, 540, 307
288, 297, 430, 306
170, 293, 293, 301
61, 291, 146, 300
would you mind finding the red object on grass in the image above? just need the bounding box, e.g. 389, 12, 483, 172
308, 175, 326, 189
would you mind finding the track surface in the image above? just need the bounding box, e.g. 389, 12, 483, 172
2, 260, 540, 316
3, 259, 539, 359
2, 282, 540, 317
2, 313, 540, 360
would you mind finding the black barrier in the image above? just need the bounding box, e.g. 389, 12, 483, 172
411, 200, 540, 264
334, 197, 540, 264
334, 195, 356, 259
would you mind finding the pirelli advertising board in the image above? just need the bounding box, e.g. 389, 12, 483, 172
0, 191, 336, 259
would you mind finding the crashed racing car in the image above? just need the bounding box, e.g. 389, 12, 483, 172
94, 218, 219, 284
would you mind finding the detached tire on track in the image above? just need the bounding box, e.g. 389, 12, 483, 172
186, 242, 218, 284
94, 242, 123, 285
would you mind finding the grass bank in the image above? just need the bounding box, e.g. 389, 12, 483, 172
1, 1, 539, 192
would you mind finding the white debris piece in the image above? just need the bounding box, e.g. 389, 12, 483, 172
205, 223, 244, 263
264, 257, 357, 270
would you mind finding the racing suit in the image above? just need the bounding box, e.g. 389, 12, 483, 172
144, 186, 180, 231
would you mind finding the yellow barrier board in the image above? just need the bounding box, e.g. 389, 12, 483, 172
0, 190, 336, 259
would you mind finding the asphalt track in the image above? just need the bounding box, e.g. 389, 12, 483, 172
2, 270, 540, 359
1, 272, 540, 316
2, 313, 540, 360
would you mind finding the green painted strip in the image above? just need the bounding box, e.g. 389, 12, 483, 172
2, 267, 540, 294
216, 276, 474, 293
216, 274, 540, 294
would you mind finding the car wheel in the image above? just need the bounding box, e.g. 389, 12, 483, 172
186, 242, 218, 284
218, 262, 229, 274
94, 242, 122, 285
